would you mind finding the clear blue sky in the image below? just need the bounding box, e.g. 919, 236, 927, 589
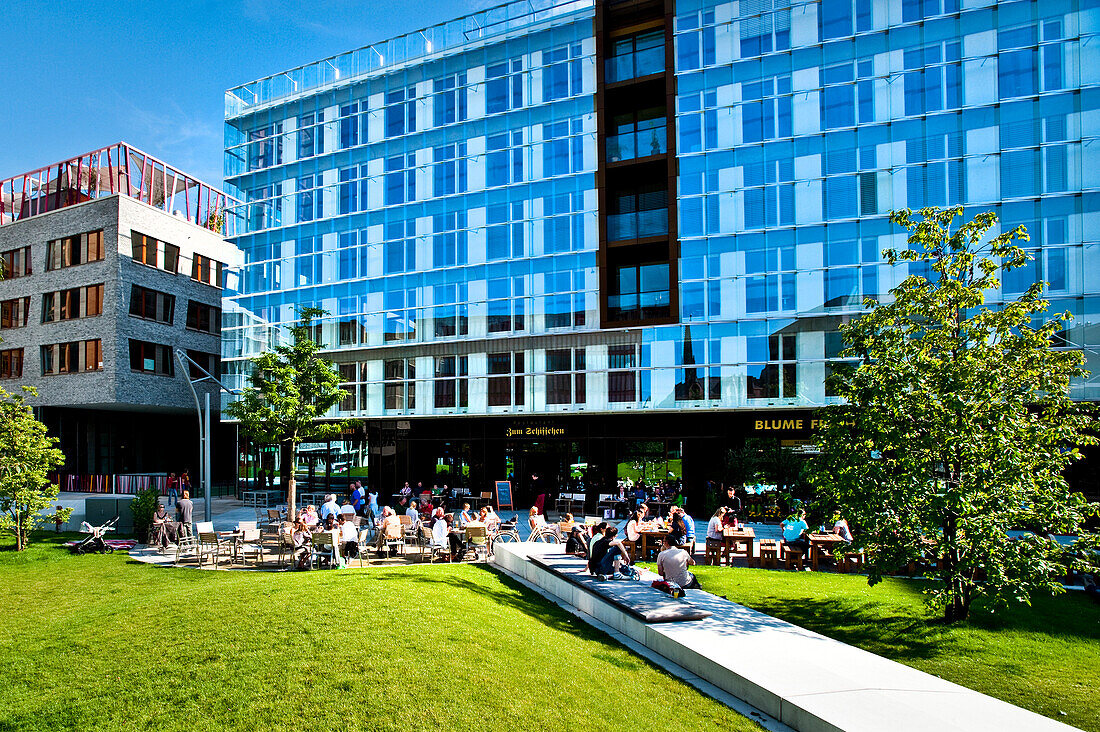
1, 0, 492, 187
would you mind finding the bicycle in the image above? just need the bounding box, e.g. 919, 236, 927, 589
489, 518, 559, 555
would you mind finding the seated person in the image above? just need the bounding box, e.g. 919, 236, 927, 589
707, 507, 727, 542
590, 526, 630, 578
528, 506, 561, 539
565, 526, 589, 559
680, 508, 696, 548
322, 514, 337, 532
405, 503, 420, 527
292, 521, 312, 570
484, 506, 501, 533
150, 503, 177, 550
320, 494, 341, 523
668, 510, 688, 547
375, 507, 404, 554
624, 510, 643, 543
782, 510, 810, 553
430, 511, 463, 561
657, 536, 700, 589
458, 503, 473, 527
303, 505, 319, 527
833, 513, 854, 543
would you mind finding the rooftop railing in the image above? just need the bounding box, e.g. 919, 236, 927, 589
224, 0, 594, 119
0, 142, 241, 236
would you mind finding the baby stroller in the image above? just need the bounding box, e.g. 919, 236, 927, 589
72, 517, 118, 554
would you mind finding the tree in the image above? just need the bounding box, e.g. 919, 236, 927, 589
0, 386, 68, 550
812, 206, 1097, 622
225, 308, 352, 518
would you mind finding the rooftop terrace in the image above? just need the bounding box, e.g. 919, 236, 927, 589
0, 142, 241, 236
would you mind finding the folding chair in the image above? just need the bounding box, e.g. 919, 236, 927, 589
311, 532, 337, 569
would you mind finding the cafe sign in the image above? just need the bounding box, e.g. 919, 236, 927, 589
505, 424, 566, 438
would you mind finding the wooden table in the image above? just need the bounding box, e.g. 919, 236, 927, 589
637, 527, 669, 561
808, 532, 847, 570
722, 527, 755, 565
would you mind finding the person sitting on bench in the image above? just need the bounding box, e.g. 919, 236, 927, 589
657, 536, 700, 589
782, 510, 810, 553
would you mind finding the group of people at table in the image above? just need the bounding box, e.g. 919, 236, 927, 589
286, 493, 506, 569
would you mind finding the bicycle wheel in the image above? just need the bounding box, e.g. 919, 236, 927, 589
105, 545, 115, 554
534, 530, 559, 543
495, 530, 519, 543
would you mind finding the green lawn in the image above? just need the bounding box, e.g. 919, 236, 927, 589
688, 565, 1100, 732
0, 536, 758, 732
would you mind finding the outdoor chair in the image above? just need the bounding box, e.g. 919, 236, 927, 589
238, 528, 264, 565
757, 539, 780, 569
464, 524, 489, 562
198, 531, 234, 569
478, 491, 492, 508
195, 521, 214, 534
398, 514, 417, 541
174, 532, 199, 566
355, 529, 373, 567
419, 525, 449, 563
838, 550, 865, 574
311, 532, 337, 569
781, 543, 805, 571
276, 526, 295, 566
377, 522, 405, 558
237, 521, 257, 532
704, 538, 722, 565
554, 493, 572, 513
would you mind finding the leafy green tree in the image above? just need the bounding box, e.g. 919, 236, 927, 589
226, 308, 352, 518
813, 206, 1097, 622
0, 386, 68, 550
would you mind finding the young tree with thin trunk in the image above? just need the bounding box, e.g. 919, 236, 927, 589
226, 308, 352, 519
0, 386, 68, 550
813, 207, 1097, 622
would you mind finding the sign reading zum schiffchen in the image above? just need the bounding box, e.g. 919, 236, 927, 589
505, 424, 567, 438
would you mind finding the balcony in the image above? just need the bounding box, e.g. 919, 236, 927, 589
607, 208, 668, 241
606, 124, 667, 162
607, 290, 670, 321
605, 46, 664, 83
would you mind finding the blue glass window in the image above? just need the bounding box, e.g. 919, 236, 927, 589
339, 167, 358, 214
433, 144, 467, 197
386, 154, 416, 206
999, 26, 1039, 99
432, 212, 467, 268
488, 131, 524, 187
488, 202, 524, 260
338, 232, 357, 280
383, 221, 416, 275
297, 175, 320, 222
433, 73, 467, 127
821, 64, 855, 129
385, 87, 417, 138
339, 103, 360, 148
487, 60, 524, 114
298, 112, 320, 159
543, 44, 583, 101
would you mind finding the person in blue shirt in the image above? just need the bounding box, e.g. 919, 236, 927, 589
782, 509, 810, 553
682, 509, 696, 549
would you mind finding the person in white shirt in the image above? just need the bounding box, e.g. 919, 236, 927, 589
833, 514, 854, 543
706, 507, 727, 541
657, 536, 699, 589
320, 494, 340, 522
430, 509, 463, 561
625, 509, 643, 543
338, 514, 358, 560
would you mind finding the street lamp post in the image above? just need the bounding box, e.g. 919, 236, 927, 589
176, 349, 240, 524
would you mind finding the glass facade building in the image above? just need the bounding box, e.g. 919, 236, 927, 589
222, 0, 1100, 502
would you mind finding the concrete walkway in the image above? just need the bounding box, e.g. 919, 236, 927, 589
492, 541, 1081, 732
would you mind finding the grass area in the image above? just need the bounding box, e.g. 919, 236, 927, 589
0, 536, 757, 732
689, 565, 1100, 731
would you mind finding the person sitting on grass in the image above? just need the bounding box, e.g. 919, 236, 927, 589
292, 521, 312, 570
657, 536, 700, 589
591, 526, 631, 579
565, 525, 589, 559
782, 509, 810, 554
